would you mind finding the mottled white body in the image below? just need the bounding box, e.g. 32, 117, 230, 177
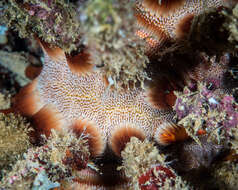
37, 53, 169, 142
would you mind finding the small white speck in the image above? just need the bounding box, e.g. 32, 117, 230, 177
178, 105, 184, 110
108, 76, 114, 86
208, 97, 218, 105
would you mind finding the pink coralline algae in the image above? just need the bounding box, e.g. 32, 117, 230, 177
174, 82, 238, 137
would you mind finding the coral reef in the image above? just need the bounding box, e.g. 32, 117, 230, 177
0, 93, 10, 110
0, 113, 32, 178
119, 137, 190, 189
0, 0, 238, 189
174, 82, 238, 145
211, 161, 238, 190
119, 137, 165, 185
0, 51, 30, 86
2, 0, 82, 53
226, 127, 238, 156
0, 129, 90, 189
223, 4, 238, 47
80, 0, 150, 88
